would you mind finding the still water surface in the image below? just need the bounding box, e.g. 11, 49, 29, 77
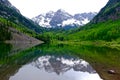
1, 43, 120, 80
9, 55, 102, 80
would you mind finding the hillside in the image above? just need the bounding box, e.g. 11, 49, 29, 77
64, 0, 120, 42
62, 0, 120, 48
0, 0, 45, 33
0, 0, 45, 43
7, 27, 41, 43
76, 0, 120, 41
91, 0, 120, 23
0, 17, 43, 44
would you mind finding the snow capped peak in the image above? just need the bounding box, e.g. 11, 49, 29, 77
47, 11, 54, 14
56, 9, 66, 13
45, 11, 55, 18
55, 9, 72, 18
32, 9, 97, 29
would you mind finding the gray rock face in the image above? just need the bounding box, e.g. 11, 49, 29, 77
74, 12, 97, 21
32, 9, 97, 29
49, 9, 73, 27
45, 11, 54, 19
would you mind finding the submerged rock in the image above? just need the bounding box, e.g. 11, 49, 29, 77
108, 70, 116, 74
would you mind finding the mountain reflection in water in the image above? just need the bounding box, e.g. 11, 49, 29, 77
10, 55, 103, 80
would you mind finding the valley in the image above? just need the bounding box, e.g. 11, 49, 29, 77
0, 0, 120, 80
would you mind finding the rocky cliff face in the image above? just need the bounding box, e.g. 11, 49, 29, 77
91, 0, 120, 23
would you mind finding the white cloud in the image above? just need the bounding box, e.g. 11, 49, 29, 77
9, 0, 108, 18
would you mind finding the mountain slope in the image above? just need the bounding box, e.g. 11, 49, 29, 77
0, 0, 44, 33
65, 0, 120, 42
0, 0, 44, 43
32, 9, 97, 29
0, 17, 43, 44
8, 27, 42, 43
66, 0, 120, 41
91, 0, 120, 23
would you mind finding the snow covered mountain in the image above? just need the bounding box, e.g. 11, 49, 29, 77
32, 9, 97, 29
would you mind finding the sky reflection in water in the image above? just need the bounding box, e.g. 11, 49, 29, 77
10, 55, 103, 80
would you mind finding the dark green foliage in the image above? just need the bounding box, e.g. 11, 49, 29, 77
0, 43, 12, 59
34, 29, 67, 43
35, 34, 51, 43
0, 22, 11, 41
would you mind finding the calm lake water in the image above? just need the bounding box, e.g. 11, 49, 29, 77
0, 43, 120, 80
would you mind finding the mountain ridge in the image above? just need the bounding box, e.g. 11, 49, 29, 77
32, 9, 97, 29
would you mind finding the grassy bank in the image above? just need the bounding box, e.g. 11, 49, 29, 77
50, 39, 120, 50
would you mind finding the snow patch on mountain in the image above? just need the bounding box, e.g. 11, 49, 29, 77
62, 19, 82, 26
32, 9, 97, 29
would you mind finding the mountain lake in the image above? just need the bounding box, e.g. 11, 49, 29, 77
0, 43, 120, 80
